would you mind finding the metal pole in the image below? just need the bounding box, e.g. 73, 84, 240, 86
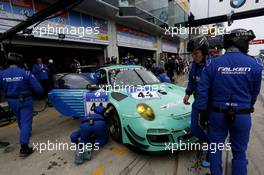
207, 0, 210, 18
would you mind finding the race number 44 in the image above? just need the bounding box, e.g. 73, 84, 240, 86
131, 91, 159, 100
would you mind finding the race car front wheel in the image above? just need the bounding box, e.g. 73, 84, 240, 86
108, 107, 122, 143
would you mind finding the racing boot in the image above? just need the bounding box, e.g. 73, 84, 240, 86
83, 148, 92, 161
201, 150, 210, 168
20, 144, 34, 157
74, 149, 84, 165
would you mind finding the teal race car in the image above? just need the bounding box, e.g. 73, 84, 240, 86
48, 65, 197, 152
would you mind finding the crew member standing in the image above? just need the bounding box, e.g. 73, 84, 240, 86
183, 35, 210, 167
32, 58, 49, 97
196, 29, 263, 175
0, 53, 43, 157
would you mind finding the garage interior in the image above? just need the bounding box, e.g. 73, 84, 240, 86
1, 35, 106, 73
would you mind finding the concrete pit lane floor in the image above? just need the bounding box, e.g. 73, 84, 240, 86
0, 77, 263, 175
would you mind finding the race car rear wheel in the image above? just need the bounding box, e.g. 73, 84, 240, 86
108, 107, 122, 143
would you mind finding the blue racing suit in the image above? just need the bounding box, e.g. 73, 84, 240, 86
186, 61, 208, 142
32, 63, 49, 80
159, 73, 172, 83
32, 63, 50, 96
196, 51, 263, 175
124, 59, 136, 65
0, 65, 43, 144
70, 106, 108, 146
152, 63, 161, 76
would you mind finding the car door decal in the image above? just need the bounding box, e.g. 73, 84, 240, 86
83, 91, 108, 116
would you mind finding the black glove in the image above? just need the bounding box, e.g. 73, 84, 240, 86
198, 110, 208, 130
250, 106, 254, 113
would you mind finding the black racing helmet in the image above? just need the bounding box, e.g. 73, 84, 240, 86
207, 35, 224, 49
7, 52, 24, 67
187, 35, 209, 57
224, 29, 255, 54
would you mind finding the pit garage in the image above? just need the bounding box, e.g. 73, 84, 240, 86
2, 35, 106, 72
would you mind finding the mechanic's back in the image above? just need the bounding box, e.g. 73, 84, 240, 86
0, 66, 43, 97
207, 51, 262, 109
196, 29, 263, 175
0, 53, 43, 157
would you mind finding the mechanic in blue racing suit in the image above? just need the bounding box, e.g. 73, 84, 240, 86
70, 105, 110, 164
183, 35, 210, 167
152, 63, 161, 76
123, 56, 137, 65
196, 29, 263, 175
158, 68, 172, 83
0, 53, 43, 157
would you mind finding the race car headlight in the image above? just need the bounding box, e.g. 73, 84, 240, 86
137, 103, 155, 121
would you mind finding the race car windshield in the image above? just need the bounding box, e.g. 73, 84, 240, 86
134, 69, 160, 85
109, 69, 160, 86
58, 74, 92, 89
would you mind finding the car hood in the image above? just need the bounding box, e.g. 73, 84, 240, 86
109, 83, 193, 119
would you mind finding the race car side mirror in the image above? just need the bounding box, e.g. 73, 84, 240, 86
86, 84, 100, 91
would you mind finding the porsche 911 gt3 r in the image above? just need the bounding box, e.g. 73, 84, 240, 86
48, 65, 198, 152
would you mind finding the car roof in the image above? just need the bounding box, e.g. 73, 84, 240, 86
59, 73, 91, 81
100, 65, 143, 71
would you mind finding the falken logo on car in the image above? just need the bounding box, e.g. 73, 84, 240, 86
230, 0, 246, 8
160, 102, 180, 110
217, 67, 251, 74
